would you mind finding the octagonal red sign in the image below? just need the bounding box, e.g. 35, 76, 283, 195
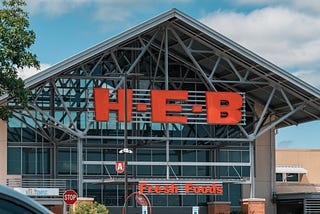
63, 189, 78, 204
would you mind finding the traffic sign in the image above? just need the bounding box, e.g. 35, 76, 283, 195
63, 190, 78, 205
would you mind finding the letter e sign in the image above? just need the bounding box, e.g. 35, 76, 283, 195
115, 161, 125, 173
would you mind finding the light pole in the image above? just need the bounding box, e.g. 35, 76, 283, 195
122, 72, 129, 214
118, 72, 142, 214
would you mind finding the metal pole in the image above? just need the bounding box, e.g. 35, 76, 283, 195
165, 27, 170, 180
77, 138, 83, 197
124, 73, 128, 214
250, 141, 255, 198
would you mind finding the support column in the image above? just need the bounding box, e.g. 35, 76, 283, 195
241, 198, 265, 214
165, 27, 170, 180
250, 141, 255, 198
207, 202, 231, 214
77, 138, 83, 197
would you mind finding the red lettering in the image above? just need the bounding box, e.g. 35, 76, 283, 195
170, 183, 178, 193
185, 183, 192, 194
151, 90, 188, 123
209, 184, 216, 194
193, 186, 200, 194
139, 183, 222, 195
163, 186, 169, 194
139, 183, 146, 193
94, 88, 132, 122
154, 186, 162, 194
202, 186, 210, 194
206, 92, 242, 124
217, 186, 223, 194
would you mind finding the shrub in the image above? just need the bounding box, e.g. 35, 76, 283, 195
71, 201, 109, 214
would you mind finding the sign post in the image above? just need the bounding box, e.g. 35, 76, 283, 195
63, 190, 78, 214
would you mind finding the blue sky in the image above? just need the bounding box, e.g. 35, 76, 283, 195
19, 0, 320, 149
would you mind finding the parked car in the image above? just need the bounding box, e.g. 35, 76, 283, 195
0, 185, 53, 214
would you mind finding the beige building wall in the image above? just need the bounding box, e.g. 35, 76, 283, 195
254, 128, 276, 214
276, 149, 320, 184
0, 119, 20, 185
0, 119, 7, 184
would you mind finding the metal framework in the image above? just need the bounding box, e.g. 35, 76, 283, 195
3, 9, 320, 207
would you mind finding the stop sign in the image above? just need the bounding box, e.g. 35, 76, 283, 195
63, 190, 78, 205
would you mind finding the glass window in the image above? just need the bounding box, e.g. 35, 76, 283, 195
103, 149, 117, 161
7, 148, 21, 174
152, 195, 167, 206
37, 148, 50, 174
21, 128, 35, 142
57, 149, 69, 174
71, 148, 77, 174
183, 195, 197, 206
8, 128, 21, 142
168, 195, 181, 206
197, 166, 210, 176
219, 150, 228, 162
103, 185, 118, 206
287, 173, 299, 182
137, 150, 151, 176
22, 148, 36, 174
229, 184, 241, 206
183, 166, 196, 176
229, 151, 241, 162
276, 173, 283, 182
241, 151, 249, 162
182, 150, 196, 162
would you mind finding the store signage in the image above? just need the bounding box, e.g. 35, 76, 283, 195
115, 161, 125, 173
14, 188, 59, 196
94, 89, 243, 124
138, 183, 223, 195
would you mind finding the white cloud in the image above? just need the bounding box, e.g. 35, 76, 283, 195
18, 63, 51, 80
233, 0, 320, 14
26, 0, 91, 16
292, 70, 320, 88
200, 7, 320, 77
26, 0, 190, 19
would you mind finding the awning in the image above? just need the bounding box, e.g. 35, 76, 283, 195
276, 166, 308, 174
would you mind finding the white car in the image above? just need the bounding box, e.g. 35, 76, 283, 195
0, 185, 53, 214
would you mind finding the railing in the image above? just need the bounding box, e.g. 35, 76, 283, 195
6, 178, 67, 197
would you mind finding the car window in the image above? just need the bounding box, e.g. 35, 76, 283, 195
0, 197, 35, 214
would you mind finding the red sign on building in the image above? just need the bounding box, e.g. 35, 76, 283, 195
115, 161, 125, 173
93, 89, 244, 125
63, 189, 78, 205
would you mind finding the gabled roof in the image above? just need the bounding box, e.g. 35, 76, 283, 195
24, 9, 320, 96
2, 8, 320, 126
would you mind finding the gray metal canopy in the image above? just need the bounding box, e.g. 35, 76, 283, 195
2, 8, 320, 129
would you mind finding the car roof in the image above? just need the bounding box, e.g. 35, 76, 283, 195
0, 185, 53, 214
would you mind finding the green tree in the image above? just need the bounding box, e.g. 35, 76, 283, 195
71, 201, 109, 214
0, 0, 39, 120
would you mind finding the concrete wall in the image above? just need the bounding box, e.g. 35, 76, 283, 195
276, 149, 320, 184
